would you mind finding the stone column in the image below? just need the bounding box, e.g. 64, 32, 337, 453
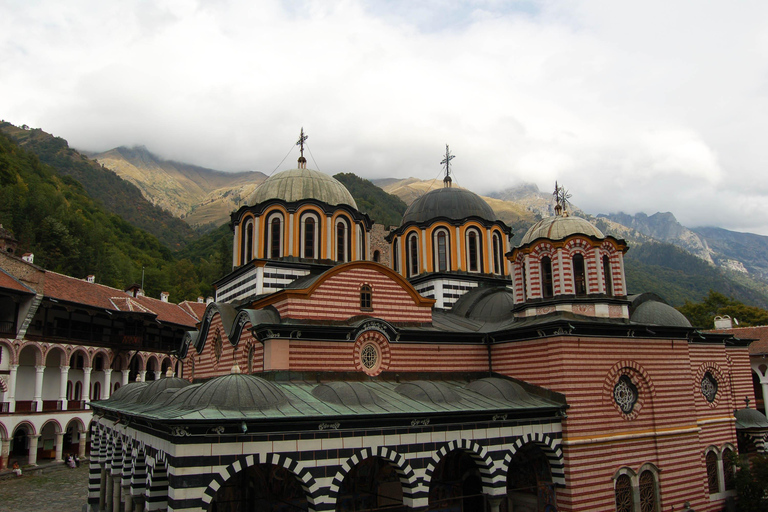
83, 367, 92, 407
103, 369, 112, 400
488, 495, 505, 512
1, 437, 9, 469
121, 370, 130, 386
761, 379, 768, 417
27, 434, 40, 466
100, 465, 108, 511
138, 371, 146, 383
105, 471, 113, 512
33, 365, 45, 411
59, 365, 70, 411
79, 429, 88, 459
153, 371, 161, 381
7, 364, 17, 413
112, 475, 121, 512
54, 432, 65, 462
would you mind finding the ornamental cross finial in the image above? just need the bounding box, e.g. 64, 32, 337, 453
296, 127, 308, 158
553, 181, 572, 216
441, 144, 455, 188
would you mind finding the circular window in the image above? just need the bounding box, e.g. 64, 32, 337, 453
614, 375, 638, 415
361, 343, 379, 370
701, 372, 718, 403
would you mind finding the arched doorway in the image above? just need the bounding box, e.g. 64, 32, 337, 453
501, 443, 557, 512
11, 424, 31, 458
428, 450, 485, 511
210, 463, 308, 512
336, 456, 404, 511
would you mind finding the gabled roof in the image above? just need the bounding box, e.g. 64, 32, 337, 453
712, 325, 768, 355
179, 301, 208, 321
0, 267, 35, 295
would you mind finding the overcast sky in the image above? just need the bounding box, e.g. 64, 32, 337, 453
2, 1, 768, 234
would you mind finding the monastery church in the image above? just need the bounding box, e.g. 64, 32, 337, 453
3, 136, 766, 512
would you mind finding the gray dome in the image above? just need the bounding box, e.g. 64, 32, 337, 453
401, 187, 496, 225
735, 407, 768, 430
465, 378, 531, 403
136, 377, 191, 403
631, 300, 691, 328
312, 382, 382, 407
179, 373, 287, 411
107, 382, 147, 403
248, 168, 357, 209
395, 381, 461, 405
450, 287, 515, 321
521, 215, 604, 245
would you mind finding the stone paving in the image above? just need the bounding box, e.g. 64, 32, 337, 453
0, 463, 88, 512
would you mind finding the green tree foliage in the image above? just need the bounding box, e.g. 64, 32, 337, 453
677, 290, 768, 329
334, 173, 408, 227
624, 242, 768, 308
0, 122, 196, 250
733, 454, 768, 511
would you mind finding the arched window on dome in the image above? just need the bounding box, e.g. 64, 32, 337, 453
300, 212, 319, 260
541, 256, 553, 298
240, 218, 255, 264
466, 228, 483, 273
407, 233, 419, 277
336, 217, 350, 262
603, 255, 613, 296
433, 228, 450, 272
492, 232, 503, 275
573, 253, 587, 296
267, 214, 284, 259
392, 239, 399, 272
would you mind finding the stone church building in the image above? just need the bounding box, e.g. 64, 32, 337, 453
89, 147, 763, 512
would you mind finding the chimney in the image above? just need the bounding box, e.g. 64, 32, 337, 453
160, 291, 169, 302
86, 275, 95, 284
206, 296, 214, 304
197, 296, 204, 303
136, 289, 144, 297
22, 253, 34, 263
714, 315, 733, 330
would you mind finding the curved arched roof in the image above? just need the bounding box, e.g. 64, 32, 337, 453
521, 215, 604, 245
312, 382, 382, 407
395, 380, 462, 405
177, 373, 287, 411
248, 168, 357, 209
450, 286, 515, 321
401, 187, 496, 225
630, 293, 691, 328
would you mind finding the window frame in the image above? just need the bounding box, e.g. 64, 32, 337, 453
433, 228, 451, 273
406, 233, 419, 277
299, 212, 320, 260
466, 228, 483, 273
541, 256, 554, 298
360, 284, 372, 311
266, 212, 284, 259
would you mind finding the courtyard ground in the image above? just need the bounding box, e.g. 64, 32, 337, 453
0, 462, 88, 512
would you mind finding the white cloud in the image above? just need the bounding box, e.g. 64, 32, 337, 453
2, 0, 768, 233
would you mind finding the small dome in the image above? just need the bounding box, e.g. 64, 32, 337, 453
465, 378, 532, 403
401, 187, 496, 225
521, 215, 604, 245
106, 382, 147, 403
395, 381, 461, 405
248, 168, 357, 209
450, 287, 515, 321
631, 297, 691, 328
136, 377, 191, 403
179, 373, 287, 411
735, 407, 768, 430
312, 382, 382, 407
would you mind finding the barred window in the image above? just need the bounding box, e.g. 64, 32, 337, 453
701, 372, 718, 403
615, 474, 633, 512
723, 447, 735, 491
706, 451, 719, 494
614, 375, 639, 415
639, 471, 658, 512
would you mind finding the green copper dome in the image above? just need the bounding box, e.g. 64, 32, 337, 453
521, 215, 604, 245
248, 168, 357, 209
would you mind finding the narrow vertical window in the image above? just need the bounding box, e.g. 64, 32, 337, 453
522, 263, 527, 300
373, 250, 380, 263
303, 217, 315, 259
573, 254, 586, 296
408, 234, 419, 277
392, 239, 399, 272
93, 382, 101, 400
360, 285, 372, 310
468, 231, 479, 272
614, 474, 632, 512
74, 381, 82, 401
541, 256, 553, 298
603, 255, 613, 296
723, 448, 735, 491
706, 451, 719, 494
639, 471, 658, 512
493, 233, 502, 275
336, 221, 349, 262
270, 217, 281, 258
244, 221, 253, 262
437, 231, 448, 272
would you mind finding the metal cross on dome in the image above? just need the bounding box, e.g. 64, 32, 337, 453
441, 144, 455, 187
553, 181, 571, 215
296, 128, 308, 158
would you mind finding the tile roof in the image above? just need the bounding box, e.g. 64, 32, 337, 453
42, 272, 197, 328
0, 267, 35, 294
710, 325, 768, 355
178, 301, 208, 321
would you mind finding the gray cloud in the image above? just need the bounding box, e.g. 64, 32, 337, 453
2, 0, 768, 233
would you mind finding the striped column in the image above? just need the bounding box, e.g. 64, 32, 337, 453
87, 428, 101, 507
146, 457, 169, 511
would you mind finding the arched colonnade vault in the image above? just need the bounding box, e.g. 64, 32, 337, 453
89, 421, 564, 512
